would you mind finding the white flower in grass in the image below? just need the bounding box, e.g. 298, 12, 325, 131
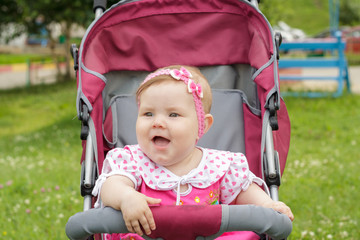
301, 231, 308, 237
44, 196, 50, 203
38, 160, 45, 166
326, 234, 333, 239
13, 204, 20, 213
27, 164, 35, 170
24, 199, 30, 205
28, 146, 35, 152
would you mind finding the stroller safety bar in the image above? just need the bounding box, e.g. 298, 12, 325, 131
65, 205, 292, 240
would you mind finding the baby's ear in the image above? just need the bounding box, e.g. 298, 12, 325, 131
203, 114, 214, 134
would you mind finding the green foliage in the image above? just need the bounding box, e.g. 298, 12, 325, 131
0, 1, 25, 43
1, 0, 359, 42
261, 0, 330, 36
0, 0, 23, 24
340, 0, 360, 26
261, 0, 360, 36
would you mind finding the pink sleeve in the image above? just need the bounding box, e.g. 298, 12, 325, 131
92, 148, 142, 207
219, 152, 255, 204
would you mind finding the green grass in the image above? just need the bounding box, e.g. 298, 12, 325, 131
0, 81, 82, 239
265, 0, 330, 36
281, 94, 360, 239
1, 82, 360, 239
346, 53, 360, 66
0, 54, 58, 65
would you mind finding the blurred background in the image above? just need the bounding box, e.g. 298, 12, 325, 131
0, 0, 360, 239
0, 0, 359, 88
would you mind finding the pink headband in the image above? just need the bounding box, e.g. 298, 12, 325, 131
141, 67, 206, 139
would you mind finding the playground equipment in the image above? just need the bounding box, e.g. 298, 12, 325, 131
278, 0, 351, 97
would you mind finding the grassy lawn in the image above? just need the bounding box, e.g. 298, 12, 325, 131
281, 94, 360, 239
0, 54, 59, 65
0, 81, 82, 239
0, 82, 359, 239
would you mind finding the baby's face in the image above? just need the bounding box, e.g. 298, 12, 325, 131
136, 80, 199, 169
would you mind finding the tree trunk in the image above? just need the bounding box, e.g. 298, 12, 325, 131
64, 22, 72, 80
46, 28, 61, 80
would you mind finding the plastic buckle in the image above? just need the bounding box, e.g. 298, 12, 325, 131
275, 32, 282, 60
79, 104, 90, 140
267, 94, 279, 131
263, 151, 281, 187
70, 43, 79, 71
80, 161, 97, 197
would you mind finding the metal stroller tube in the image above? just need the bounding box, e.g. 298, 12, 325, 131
265, 121, 280, 201
65, 205, 292, 240
248, 0, 259, 8
82, 134, 95, 211
93, 0, 107, 18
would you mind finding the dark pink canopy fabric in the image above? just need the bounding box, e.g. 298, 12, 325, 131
77, 0, 290, 178
79, 0, 274, 109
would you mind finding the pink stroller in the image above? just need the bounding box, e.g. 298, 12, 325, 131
66, 0, 292, 239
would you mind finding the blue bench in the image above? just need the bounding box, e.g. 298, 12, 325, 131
278, 31, 351, 97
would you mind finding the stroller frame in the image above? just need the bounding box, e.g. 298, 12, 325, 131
67, 0, 291, 239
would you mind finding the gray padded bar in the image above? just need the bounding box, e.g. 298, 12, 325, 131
223, 205, 292, 240
65, 205, 292, 240
66, 207, 128, 240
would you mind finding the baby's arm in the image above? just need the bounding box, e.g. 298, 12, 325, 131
235, 183, 294, 221
101, 175, 161, 236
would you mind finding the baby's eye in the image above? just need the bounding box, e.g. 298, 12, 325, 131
144, 112, 153, 117
169, 113, 179, 117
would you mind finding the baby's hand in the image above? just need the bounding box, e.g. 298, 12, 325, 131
264, 200, 294, 221
120, 191, 161, 236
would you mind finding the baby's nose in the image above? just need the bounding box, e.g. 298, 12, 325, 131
152, 115, 166, 128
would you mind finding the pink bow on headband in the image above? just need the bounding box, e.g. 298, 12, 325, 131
170, 67, 203, 99
188, 80, 203, 99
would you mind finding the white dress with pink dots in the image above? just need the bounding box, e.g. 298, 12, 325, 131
92, 144, 267, 240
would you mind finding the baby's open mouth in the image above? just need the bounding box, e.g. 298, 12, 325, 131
152, 136, 170, 146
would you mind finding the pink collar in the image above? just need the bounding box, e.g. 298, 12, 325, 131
141, 67, 205, 139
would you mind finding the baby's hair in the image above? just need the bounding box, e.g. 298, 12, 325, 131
136, 65, 212, 114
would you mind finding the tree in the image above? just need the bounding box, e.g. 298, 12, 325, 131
0, 0, 118, 79
15, 0, 96, 79
260, 0, 294, 26
339, 0, 360, 26
0, 1, 25, 42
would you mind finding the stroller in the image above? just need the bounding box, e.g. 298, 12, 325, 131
66, 0, 292, 239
